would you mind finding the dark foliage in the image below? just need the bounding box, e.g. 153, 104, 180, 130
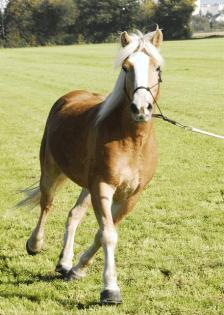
3, 0, 77, 47
1, 0, 196, 47
75, 0, 140, 43
151, 0, 195, 39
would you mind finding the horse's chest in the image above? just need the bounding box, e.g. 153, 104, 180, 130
113, 160, 141, 200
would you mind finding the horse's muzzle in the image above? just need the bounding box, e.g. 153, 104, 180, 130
133, 112, 152, 123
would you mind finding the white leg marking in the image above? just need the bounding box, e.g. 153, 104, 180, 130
91, 183, 120, 292
101, 227, 120, 291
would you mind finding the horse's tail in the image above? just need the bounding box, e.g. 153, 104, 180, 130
16, 183, 41, 209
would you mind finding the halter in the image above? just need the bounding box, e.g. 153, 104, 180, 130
123, 67, 162, 102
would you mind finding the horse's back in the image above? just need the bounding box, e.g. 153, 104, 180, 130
47, 90, 104, 119
62, 90, 104, 111
41, 90, 104, 187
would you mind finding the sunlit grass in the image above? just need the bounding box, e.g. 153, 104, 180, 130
0, 38, 224, 314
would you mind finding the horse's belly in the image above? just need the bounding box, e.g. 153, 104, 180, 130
49, 139, 90, 187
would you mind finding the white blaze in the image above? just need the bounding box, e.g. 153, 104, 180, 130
129, 51, 153, 112
129, 51, 149, 89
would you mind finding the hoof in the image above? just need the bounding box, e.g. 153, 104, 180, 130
55, 265, 70, 278
100, 290, 122, 305
26, 240, 38, 256
63, 268, 85, 282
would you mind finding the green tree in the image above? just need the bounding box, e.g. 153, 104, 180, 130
4, 0, 77, 47
75, 0, 141, 43
4, 0, 37, 47
0, 0, 8, 41
33, 0, 77, 45
2, 0, 197, 47
136, 0, 156, 32
150, 0, 195, 39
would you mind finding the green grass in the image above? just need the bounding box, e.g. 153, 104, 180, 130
0, 38, 224, 315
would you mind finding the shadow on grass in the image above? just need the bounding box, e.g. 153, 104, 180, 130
0, 292, 42, 303
0, 270, 63, 285
0, 267, 105, 310
76, 302, 103, 310
0, 254, 63, 285
0, 291, 110, 311
76, 301, 121, 309
0, 275, 120, 311
0, 256, 119, 310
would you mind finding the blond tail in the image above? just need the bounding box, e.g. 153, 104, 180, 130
17, 185, 41, 209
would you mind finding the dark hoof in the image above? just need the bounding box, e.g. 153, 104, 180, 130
100, 290, 122, 305
26, 240, 38, 256
63, 269, 83, 282
55, 265, 70, 278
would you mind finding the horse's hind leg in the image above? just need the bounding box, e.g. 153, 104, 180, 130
26, 153, 65, 255
55, 188, 91, 275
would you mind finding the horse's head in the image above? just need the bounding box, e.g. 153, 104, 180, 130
119, 29, 163, 123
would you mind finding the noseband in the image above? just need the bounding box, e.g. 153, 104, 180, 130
133, 86, 150, 95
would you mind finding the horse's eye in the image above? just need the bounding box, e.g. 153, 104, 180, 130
156, 66, 160, 72
122, 64, 128, 72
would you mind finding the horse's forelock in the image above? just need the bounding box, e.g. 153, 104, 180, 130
115, 30, 163, 68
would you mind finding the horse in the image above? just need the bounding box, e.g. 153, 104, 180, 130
19, 28, 163, 305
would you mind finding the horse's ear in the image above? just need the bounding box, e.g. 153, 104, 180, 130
120, 31, 131, 47
151, 27, 163, 48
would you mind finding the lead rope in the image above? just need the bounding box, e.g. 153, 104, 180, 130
150, 73, 224, 140
123, 69, 224, 140
151, 92, 224, 140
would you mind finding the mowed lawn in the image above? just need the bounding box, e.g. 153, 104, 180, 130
0, 38, 224, 315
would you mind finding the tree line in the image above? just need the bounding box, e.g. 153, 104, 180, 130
0, 0, 195, 47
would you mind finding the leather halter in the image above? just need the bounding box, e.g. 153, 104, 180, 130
133, 86, 150, 95
123, 67, 162, 102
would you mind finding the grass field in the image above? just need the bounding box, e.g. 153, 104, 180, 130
0, 38, 224, 315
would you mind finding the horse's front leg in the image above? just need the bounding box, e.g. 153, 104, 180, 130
91, 182, 121, 305
65, 194, 139, 297
56, 188, 91, 275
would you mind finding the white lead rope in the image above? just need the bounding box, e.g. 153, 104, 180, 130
152, 113, 224, 140
187, 126, 224, 140
124, 71, 224, 140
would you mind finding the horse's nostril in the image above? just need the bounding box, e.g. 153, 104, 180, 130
147, 103, 152, 110
130, 103, 139, 114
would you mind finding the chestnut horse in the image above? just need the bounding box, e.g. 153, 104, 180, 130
20, 29, 163, 304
